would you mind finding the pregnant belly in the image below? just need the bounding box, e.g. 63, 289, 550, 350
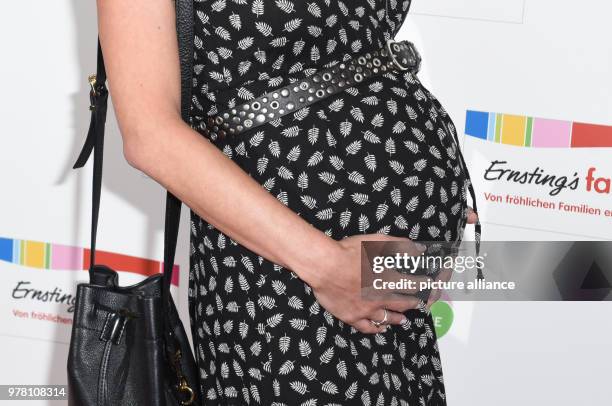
205, 73, 469, 244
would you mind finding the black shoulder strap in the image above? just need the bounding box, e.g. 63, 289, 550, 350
73, 0, 194, 297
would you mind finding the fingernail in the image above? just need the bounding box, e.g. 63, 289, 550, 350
400, 317, 407, 324
415, 243, 427, 252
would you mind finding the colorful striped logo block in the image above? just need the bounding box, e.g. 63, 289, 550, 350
0, 236, 179, 287
465, 110, 612, 148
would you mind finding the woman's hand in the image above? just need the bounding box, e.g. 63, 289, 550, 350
467, 207, 479, 224
298, 234, 431, 334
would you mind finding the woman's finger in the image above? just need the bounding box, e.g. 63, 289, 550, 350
353, 319, 386, 334
367, 308, 406, 326
383, 310, 408, 325
383, 295, 421, 313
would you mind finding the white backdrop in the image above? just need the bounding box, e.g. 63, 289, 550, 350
1, 0, 611, 405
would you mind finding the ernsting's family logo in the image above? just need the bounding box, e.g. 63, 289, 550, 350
484, 161, 610, 197
586, 167, 612, 195
12, 280, 77, 313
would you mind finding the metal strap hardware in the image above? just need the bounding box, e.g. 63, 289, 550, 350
198, 39, 422, 140
386, 38, 421, 72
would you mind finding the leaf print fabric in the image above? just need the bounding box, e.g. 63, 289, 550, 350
187, 0, 469, 405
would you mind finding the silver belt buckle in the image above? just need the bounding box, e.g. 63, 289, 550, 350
385, 39, 421, 73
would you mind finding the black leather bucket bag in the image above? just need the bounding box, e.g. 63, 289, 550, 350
67, 0, 200, 405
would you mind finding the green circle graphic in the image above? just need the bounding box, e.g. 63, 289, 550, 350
430, 301, 454, 338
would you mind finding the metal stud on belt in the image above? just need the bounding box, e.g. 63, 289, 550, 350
197, 39, 421, 140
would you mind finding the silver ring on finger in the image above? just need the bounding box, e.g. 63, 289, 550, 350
370, 308, 388, 327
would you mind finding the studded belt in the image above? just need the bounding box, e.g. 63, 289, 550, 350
197, 39, 421, 140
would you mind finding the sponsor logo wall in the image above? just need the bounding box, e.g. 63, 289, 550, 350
0, 236, 179, 343
462, 111, 612, 240
1, 0, 610, 405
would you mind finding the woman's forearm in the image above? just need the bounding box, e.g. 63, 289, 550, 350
125, 115, 337, 286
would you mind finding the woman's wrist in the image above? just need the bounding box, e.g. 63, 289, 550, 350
286, 233, 342, 289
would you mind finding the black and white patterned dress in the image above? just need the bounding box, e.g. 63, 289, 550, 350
187, 0, 470, 404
